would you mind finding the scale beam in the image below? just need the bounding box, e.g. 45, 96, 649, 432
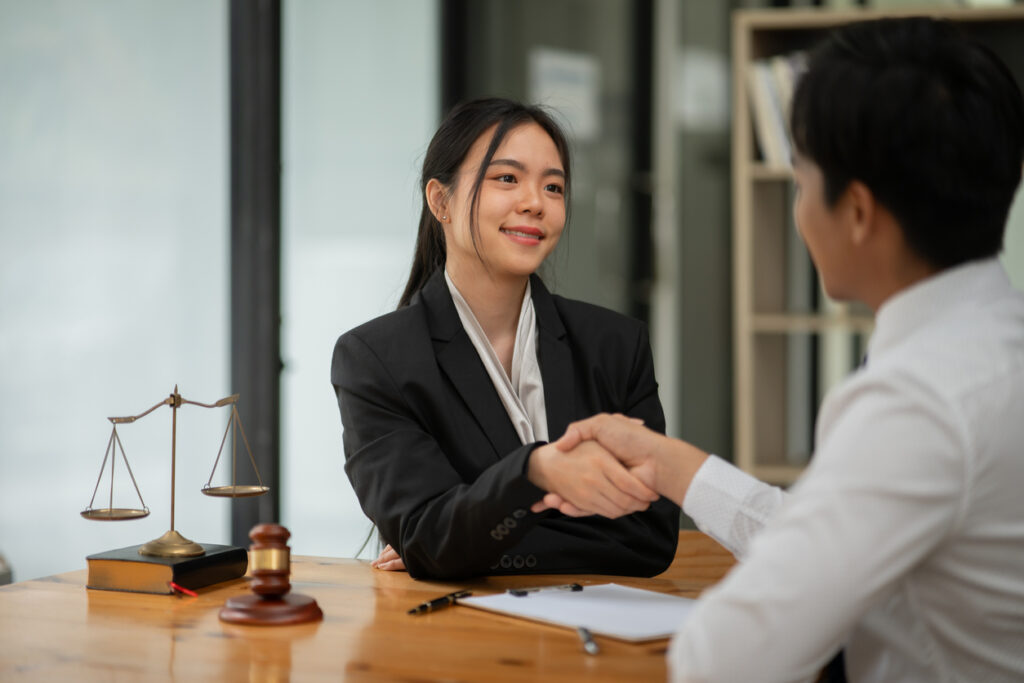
81, 386, 269, 558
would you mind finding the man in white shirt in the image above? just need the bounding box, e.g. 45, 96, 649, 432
528, 17, 1024, 682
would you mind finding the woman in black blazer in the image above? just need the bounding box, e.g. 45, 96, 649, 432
331, 98, 679, 580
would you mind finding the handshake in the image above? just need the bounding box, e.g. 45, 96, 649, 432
526, 414, 709, 518
373, 414, 711, 573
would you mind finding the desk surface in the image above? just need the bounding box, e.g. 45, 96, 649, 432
0, 531, 734, 681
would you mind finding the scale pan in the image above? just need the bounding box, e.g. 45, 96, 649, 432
202, 485, 270, 498
81, 507, 150, 521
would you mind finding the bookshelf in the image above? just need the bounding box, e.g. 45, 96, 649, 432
731, 6, 1024, 485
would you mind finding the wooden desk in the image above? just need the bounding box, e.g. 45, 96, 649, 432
0, 531, 734, 681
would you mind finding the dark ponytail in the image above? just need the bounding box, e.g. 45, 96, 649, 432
398, 98, 572, 308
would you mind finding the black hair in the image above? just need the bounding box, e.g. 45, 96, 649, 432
790, 17, 1024, 269
398, 97, 572, 308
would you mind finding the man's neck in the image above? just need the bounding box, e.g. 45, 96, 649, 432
863, 256, 939, 312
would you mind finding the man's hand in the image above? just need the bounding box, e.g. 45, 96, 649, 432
550, 413, 710, 509
527, 440, 658, 519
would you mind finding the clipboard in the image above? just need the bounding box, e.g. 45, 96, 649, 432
459, 583, 696, 642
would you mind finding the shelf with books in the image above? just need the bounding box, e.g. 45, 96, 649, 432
731, 6, 1024, 486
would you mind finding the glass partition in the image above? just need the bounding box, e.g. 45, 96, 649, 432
0, 0, 229, 580
281, 0, 439, 558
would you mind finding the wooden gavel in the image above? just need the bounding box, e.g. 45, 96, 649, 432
219, 523, 323, 625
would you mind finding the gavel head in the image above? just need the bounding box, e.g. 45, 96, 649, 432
248, 523, 292, 599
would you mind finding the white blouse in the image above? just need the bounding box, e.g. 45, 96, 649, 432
444, 272, 549, 444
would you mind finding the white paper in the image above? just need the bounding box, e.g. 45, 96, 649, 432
460, 583, 696, 641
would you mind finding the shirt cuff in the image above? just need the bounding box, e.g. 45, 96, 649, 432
682, 455, 767, 558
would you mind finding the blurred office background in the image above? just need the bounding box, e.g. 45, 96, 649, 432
2, 0, 1023, 582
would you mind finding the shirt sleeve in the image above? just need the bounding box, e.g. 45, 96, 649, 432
668, 373, 966, 683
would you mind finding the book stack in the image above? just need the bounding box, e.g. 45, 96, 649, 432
746, 51, 807, 168
86, 543, 248, 595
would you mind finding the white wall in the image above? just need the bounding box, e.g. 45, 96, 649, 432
0, 0, 229, 581
280, 0, 439, 558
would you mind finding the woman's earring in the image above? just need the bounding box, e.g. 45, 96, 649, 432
441, 215, 447, 222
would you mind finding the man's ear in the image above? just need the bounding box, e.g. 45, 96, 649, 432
843, 180, 877, 246
425, 178, 448, 222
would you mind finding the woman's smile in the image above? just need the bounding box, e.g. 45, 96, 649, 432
500, 225, 545, 245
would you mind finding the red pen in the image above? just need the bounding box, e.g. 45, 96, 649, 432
169, 582, 198, 597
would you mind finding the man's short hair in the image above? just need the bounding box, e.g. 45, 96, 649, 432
791, 17, 1024, 269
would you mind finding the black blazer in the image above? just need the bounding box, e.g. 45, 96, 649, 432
331, 271, 679, 580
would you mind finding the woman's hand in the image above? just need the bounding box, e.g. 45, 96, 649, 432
527, 440, 658, 519
370, 544, 407, 572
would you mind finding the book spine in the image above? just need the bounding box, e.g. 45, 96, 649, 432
173, 551, 248, 590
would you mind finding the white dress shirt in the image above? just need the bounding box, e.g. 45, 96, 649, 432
671, 258, 1024, 682
445, 271, 548, 444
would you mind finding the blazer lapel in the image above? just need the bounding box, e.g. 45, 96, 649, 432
419, 271, 522, 458
531, 275, 575, 440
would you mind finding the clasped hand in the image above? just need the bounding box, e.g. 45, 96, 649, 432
527, 413, 664, 519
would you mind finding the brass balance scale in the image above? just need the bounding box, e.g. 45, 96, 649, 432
80, 386, 269, 558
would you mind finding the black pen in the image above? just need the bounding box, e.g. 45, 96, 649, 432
407, 589, 471, 615
508, 583, 583, 597
577, 626, 600, 655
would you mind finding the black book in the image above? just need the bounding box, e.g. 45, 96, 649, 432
86, 543, 248, 595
